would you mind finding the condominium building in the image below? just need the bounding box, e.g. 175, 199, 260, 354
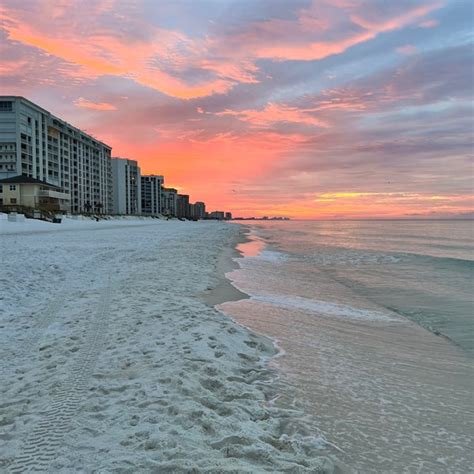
209, 211, 225, 220
111, 158, 141, 215
141, 175, 163, 215
176, 194, 190, 219
161, 187, 178, 216
192, 201, 206, 219
0, 96, 112, 213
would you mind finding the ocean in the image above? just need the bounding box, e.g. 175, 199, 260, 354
219, 220, 474, 473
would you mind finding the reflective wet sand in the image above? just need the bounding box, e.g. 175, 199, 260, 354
220, 229, 474, 472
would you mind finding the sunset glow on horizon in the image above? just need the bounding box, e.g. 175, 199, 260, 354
1, 0, 472, 218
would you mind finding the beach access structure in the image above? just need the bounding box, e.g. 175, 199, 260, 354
0, 96, 113, 214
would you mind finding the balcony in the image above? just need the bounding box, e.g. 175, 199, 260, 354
38, 189, 70, 200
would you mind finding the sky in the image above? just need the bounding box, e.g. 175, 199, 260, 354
1, 0, 473, 218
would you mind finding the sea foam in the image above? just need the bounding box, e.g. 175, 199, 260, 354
255, 249, 289, 263
251, 294, 398, 322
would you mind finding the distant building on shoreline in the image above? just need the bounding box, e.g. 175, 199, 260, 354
177, 194, 190, 219
208, 210, 225, 220
161, 187, 177, 216
0, 96, 112, 214
111, 158, 141, 215
192, 201, 206, 220
141, 175, 163, 216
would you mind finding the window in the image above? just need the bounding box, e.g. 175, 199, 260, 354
0, 185, 2, 192
10, 198, 17, 204
0, 101, 13, 112
9, 185, 16, 191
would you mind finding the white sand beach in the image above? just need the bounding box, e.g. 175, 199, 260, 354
0, 215, 339, 473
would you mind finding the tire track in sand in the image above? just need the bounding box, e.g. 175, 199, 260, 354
8, 279, 114, 473
0, 283, 68, 381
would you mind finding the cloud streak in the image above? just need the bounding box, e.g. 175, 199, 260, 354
74, 97, 117, 111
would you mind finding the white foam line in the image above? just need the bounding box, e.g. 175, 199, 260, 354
251, 294, 398, 322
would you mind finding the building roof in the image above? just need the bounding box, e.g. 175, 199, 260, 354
142, 174, 164, 179
0, 96, 112, 150
0, 175, 62, 190
111, 157, 139, 166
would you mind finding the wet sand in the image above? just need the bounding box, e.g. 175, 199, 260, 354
217, 229, 474, 473
201, 225, 250, 306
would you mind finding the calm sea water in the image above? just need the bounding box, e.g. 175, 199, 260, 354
220, 220, 474, 473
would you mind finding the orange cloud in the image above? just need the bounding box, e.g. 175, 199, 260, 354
209, 190, 474, 219
305, 191, 473, 219
0, 0, 443, 101
199, 58, 259, 84
217, 103, 329, 128
0, 6, 234, 99
74, 97, 117, 111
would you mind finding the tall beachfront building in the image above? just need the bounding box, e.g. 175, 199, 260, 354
111, 158, 141, 215
141, 175, 163, 215
0, 96, 112, 213
176, 194, 190, 219
193, 201, 206, 219
161, 187, 178, 216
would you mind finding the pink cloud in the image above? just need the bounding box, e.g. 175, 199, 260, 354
419, 19, 439, 28
396, 44, 418, 55
1, 0, 468, 219
74, 97, 117, 111
222, 1, 442, 62
198, 58, 259, 84
217, 103, 329, 128
0, 4, 235, 99
0, 0, 444, 101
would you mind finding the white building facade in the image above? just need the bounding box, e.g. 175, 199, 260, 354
161, 187, 178, 216
111, 158, 141, 215
141, 175, 163, 215
0, 96, 112, 213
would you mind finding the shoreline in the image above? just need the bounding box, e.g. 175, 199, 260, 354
209, 225, 354, 473
201, 224, 251, 306
211, 221, 474, 472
